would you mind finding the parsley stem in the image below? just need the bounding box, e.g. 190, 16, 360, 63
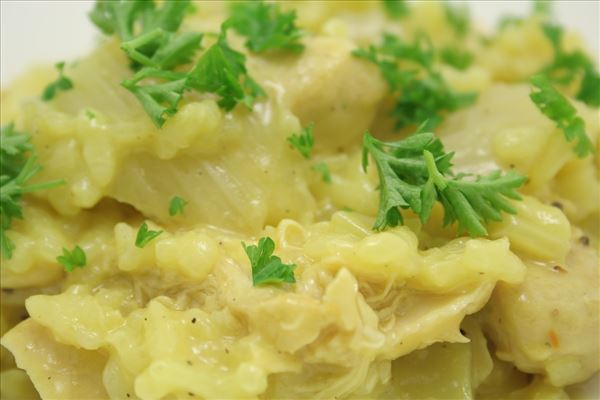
423, 150, 447, 190
121, 28, 166, 68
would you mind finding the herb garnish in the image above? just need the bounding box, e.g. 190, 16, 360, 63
90, 0, 265, 127
186, 33, 265, 111
227, 0, 304, 53
529, 74, 594, 158
439, 46, 473, 70
1, 124, 64, 259
362, 127, 526, 236
444, 3, 470, 37
382, 0, 410, 19
541, 23, 600, 107
354, 34, 475, 130
89, 0, 191, 43
57, 245, 87, 272
41, 62, 73, 101
135, 222, 162, 248
242, 237, 296, 286
287, 123, 315, 159
312, 162, 332, 183
169, 196, 187, 216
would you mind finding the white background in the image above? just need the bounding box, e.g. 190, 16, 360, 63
1, 0, 599, 87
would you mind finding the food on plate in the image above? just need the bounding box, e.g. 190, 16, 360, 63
1, 1, 598, 399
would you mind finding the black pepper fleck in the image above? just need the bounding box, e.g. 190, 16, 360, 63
579, 236, 590, 246
551, 201, 563, 210
552, 265, 567, 273
191, 318, 196, 324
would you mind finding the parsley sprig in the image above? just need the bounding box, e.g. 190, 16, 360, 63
186, 34, 265, 111
1, 124, 64, 259
169, 196, 187, 216
354, 34, 475, 131
243, 237, 296, 286
362, 127, 526, 236
439, 46, 473, 71
41, 62, 73, 101
57, 245, 87, 272
444, 3, 470, 37
90, 0, 265, 127
312, 162, 332, 183
121, 29, 203, 71
135, 222, 162, 248
227, 0, 304, 53
287, 123, 315, 159
89, 0, 191, 42
529, 74, 594, 158
382, 0, 410, 19
541, 23, 600, 107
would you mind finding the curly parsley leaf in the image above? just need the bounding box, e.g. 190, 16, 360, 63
382, 0, 410, 19
312, 162, 332, 183
120, 30, 264, 127
90, 0, 150, 41
91, 0, 265, 127
135, 222, 162, 248
95, 0, 199, 70
243, 237, 296, 286
57, 245, 87, 272
139, 0, 193, 34
287, 123, 314, 159
577, 68, 600, 107
1, 124, 65, 259
121, 68, 188, 127
353, 34, 475, 131
169, 196, 187, 216
1, 123, 32, 180
422, 150, 525, 237
529, 74, 594, 157
439, 46, 473, 70
363, 128, 526, 236
89, 0, 190, 42
187, 34, 265, 111
392, 73, 476, 131
41, 62, 74, 101
541, 23, 600, 107
227, 0, 304, 53
444, 3, 470, 37
362, 129, 452, 230
121, 29, 203, 70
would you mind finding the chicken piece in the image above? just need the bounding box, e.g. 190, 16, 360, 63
482, 239, 599, 386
